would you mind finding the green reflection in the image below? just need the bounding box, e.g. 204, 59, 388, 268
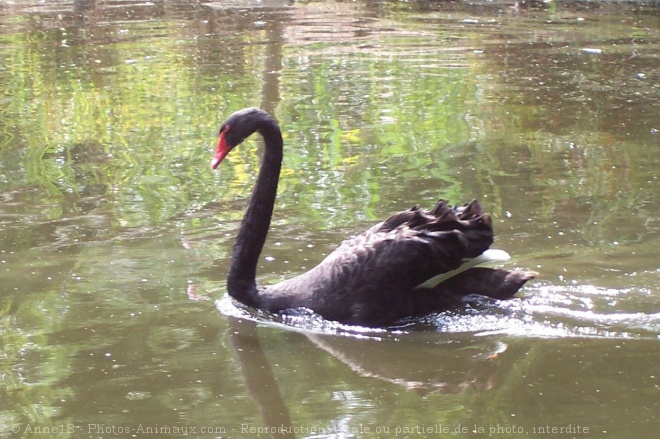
0, 1, 659, 438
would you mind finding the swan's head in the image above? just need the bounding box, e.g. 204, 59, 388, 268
211, 108, 277, 170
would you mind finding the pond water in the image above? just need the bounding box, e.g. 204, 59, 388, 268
1, 0, 659, 437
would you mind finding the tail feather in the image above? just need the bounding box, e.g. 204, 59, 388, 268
449, 268, 538, 300
410, 268, 537, 316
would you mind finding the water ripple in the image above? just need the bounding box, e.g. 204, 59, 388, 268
216, 283, 660, 341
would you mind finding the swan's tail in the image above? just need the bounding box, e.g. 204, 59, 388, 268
450, 267, 538, 300
410, 268, 537, 316
393, 200, 536, 301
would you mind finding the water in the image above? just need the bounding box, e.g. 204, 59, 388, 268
1, 0, 659, 438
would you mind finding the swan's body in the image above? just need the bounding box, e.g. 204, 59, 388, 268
212, 108, 535, 327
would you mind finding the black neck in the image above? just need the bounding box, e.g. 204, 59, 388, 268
227, 123, 282, 306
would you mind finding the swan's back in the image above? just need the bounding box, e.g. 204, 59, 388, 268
259, 200, 515, 326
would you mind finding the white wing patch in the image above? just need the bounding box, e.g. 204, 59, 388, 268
413, 249, 511, 290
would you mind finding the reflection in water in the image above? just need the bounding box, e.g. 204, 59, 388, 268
228, 317, 295, 439
220, 288, 659, 438
226, 307, 526, 437
230, 306, 510, 400
306, 333, 510, 394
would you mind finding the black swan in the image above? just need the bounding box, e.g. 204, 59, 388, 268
212, 108, 536, 327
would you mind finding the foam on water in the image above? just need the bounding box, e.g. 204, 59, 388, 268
216, 283, 659, 340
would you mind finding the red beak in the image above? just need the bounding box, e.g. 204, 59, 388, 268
211, 130, 230, 170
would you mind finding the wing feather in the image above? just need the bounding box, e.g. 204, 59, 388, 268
308, 199, 495, 293
264, 200, 504, 325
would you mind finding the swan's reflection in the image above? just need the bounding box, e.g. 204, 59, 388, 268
226, 306, 522, 438
305, 331, 509, 395
228, 317, 295, 439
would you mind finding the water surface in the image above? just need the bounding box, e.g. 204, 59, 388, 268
1, 1, 659, 438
